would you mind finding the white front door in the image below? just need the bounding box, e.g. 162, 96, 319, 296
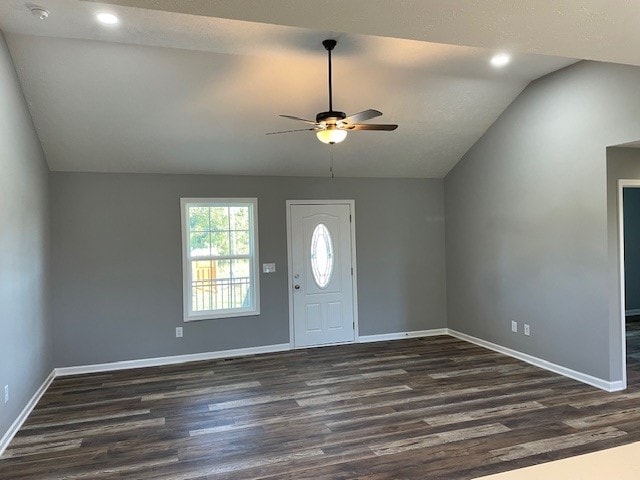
288, 202, 356, 347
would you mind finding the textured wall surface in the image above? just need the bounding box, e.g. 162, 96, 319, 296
446, 61, 640, 382
0, 32, 51, 441
50, 173, 446, 367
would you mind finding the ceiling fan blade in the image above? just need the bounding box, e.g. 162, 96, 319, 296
344, 109, 383, 124
279, 115, 318, 125
266, 127, 318, 135
347, 124, 398, 131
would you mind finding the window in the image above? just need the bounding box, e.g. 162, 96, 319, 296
181, 198, 259, 321
310, 223, 334, 289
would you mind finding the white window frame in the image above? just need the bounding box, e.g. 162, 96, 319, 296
181, 197, 260, 321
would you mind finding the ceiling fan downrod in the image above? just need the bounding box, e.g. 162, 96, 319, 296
317, 39, 346, 124
324, 39, 336, 113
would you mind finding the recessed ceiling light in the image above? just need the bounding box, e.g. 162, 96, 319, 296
96, 12, 118, 25
29, 6, 49, 20
491, 53, 511, 68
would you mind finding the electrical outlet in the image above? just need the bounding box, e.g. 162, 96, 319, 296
4, 385, 8, 404
175, 327, 183, 338
511, 321, 518, 333
524, 324, 530, 336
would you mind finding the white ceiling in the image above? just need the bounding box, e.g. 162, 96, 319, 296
89, 0, 640, 66
0, 1, 590, 177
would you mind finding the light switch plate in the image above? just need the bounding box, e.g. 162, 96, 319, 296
175, 327, 183, 338
263, 263, 276, 273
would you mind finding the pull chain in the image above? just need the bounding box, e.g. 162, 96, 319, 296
329, 146, 335, 179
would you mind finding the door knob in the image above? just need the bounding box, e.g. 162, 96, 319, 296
294, 284, 300, 290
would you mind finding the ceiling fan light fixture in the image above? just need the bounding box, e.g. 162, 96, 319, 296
316, 128, 347, 145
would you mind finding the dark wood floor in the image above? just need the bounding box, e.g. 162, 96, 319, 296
1, 326, 640, 479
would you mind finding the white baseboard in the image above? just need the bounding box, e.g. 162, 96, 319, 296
0, 369, 56, 457
358, 328, 448, 343
55, 343, 291, 376
608, 380, 626, 391
626, 309, 640, 316
447, 329, 624, 392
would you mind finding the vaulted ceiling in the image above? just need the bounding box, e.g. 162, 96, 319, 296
1, 1, 635, 177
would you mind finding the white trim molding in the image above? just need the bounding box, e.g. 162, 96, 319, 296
358, 328, 448, 343
0, 370, 56, 457
615, 179, 640, 392
55, 343, 291, 376
180, 197, 260, 322
447, 329, 624, 392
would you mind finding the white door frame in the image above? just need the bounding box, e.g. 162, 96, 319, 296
286, 200, 359, 348
616, 179, 640, 391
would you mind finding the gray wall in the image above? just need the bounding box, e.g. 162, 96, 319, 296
0, 32, 51, 439
50, 173, 446, 367
445, 61, 640, 382
623, 188, 640, 311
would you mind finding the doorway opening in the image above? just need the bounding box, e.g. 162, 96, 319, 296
617, 181, 640, 389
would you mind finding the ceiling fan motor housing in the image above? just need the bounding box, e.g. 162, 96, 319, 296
316, 111, 346, 124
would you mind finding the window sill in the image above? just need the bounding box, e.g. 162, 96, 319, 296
184, 309, 260, 322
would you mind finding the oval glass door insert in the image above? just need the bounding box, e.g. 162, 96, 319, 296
310, 223, 334, 288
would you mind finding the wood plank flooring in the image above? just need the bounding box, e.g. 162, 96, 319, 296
1, 328, 640, 479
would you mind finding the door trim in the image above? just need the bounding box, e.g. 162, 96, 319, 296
616, 179, 640, 391
286, 200, 359, 348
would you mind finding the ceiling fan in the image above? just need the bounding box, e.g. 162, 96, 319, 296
267, 39, 398, 144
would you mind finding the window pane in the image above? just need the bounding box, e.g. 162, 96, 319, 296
231, 258, 250, 278
231, 259, 251, 308
310, 223, 334, 289
211, 231, 230, 256
214, 259, 231, 279
192, 259, 213, 282
191, 260, 213, 311
210, 207, 230, 231
190, 232, 210, 257
231, 230, 250, 255
191, 259, 245, 312
230, 206, 249, 230
213, 259, 230, 311
188, 206, 210, 231
208, 260, 248, 311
